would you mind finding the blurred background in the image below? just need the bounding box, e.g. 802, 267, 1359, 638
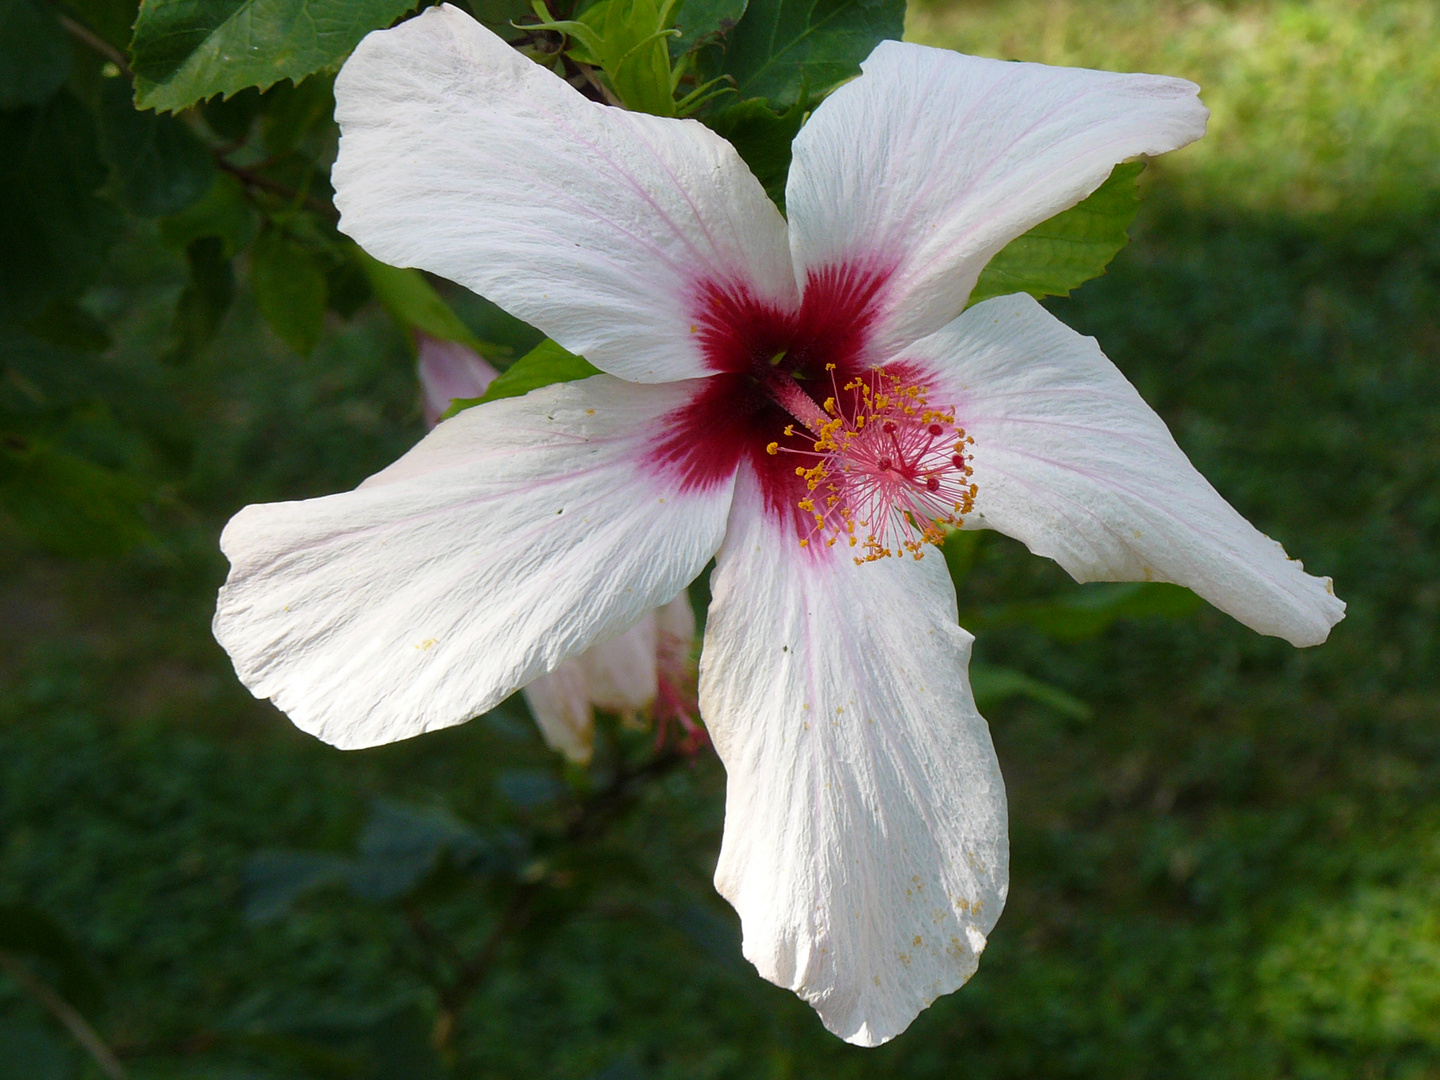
3, 0, 1439, 1076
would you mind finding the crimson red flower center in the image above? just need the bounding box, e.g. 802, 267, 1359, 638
648, 263, 975, 560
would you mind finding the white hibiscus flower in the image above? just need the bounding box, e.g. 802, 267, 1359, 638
213, 5, 1343, 1046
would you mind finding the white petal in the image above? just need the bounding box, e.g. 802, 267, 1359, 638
918, 295, 1344, 646
786, 40, 1207, 357
333, 5, 796, 384
654, 591, 696, 682
578, 614, 659, 713
214, 376, 734, 750
523, 661, 595, 764
417, 333, 498, 428
700, 471, 1007, 1046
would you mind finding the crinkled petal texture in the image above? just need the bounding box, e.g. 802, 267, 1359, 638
332, 4, 796, 383
787, 40, 1208, 357
214, 376, 734, 749
700, 472, 1007, 1047
916, 295, 1344, 645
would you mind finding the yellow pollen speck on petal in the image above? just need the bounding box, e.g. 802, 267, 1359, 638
689, 325, 698, 333
913, 936, 923, 946
416, 639, 438, 651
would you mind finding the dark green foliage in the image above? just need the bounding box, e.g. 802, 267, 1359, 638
23, 299, 113, 353
0, 1021, 75, 1080
130, 0, 422, 112
258, 72, 337, 154
171, 235, 237, 356
0, 94, 121, 320
97, 75, 216, 217
251, 225, 328, 356
2, 1, 1437, 1076
0, 904, 104, 1012
703, 94, 806, 210
717, 0, 904, 105
969, 161, 1147, 307
670, 0, 748, 53
158, 171, 257, 256
968, 581, 1202, 641
357, 249, 491, 355
0, 437, 151, 556
61, 0, 141, 50
0, 0, 70, 108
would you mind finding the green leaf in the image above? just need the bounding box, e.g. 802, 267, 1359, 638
158, 171, 256, 256
969, 161, 1147, 307
704, 94, 806, 211
324, 256, 371, 318
718, 0, 903, 106
969, 581, 1202, 641
62, 0, 142, 50
469, 0, 532, 42
130, 0, 422, 113
0, 0, 70, 108
353, 247, 487, 353
671, 0, 747, 54
242, 850, 353, 922
0, 438, 150, 556
200, 84, 262, 141
97, 74, 216, 217
562, 0, 677, 116
443, 338, 600, 417
940, 526, 980, 585
251, 226, 327, 356
0, 93, 122, 321
23, 299, 113, 353
0, 904, 105, 1013
260, 72, 336, 155
0, 1021, 75, 1080
968, 663, 1092, 721
169, 235, 236, 358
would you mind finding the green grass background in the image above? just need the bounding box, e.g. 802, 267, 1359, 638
4, 0, 1440, 1076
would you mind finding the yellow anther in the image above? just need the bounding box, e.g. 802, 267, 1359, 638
766, 441, 779, 455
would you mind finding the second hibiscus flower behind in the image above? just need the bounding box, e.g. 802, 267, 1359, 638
213, 5, 1344, 1047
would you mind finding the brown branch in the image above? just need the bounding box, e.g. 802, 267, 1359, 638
215, 159, 339, 220
0, 949, 126, 1080
444, 886, 536, 1010
436, 748, 690, 1021
576, 65, 624, 108
55, 12, 132, 79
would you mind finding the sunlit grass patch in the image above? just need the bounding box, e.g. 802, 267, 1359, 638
907, 0, 1440, 216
